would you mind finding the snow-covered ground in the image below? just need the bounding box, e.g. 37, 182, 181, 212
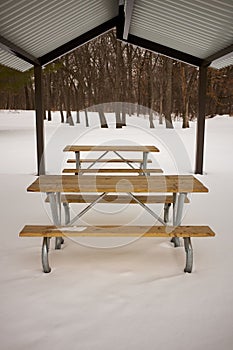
0, 110, 233, 350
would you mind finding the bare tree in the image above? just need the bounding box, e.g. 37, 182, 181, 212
163, 57, 174, 128
176, 63, 198, 128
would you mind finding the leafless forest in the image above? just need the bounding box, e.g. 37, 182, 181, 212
0, 30, 232, 128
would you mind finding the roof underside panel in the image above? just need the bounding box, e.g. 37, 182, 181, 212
0, 0, 118, 70
0, 48, 33, 71
0, 0, 232, 71
210, 51, 233, 69
129, 0, 233, 61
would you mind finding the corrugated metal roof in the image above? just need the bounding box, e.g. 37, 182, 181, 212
129, 0, 233, 61
210, 51, 233, 69
0, 0, 118, 71
0, 48, 32, 71
0, 0, 232, 71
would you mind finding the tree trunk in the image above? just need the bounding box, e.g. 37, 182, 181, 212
97, 106, 108, 128
159, 84, 163, 124
47, 110, 52, 121
24, 85, 31, 109
76, 110, 80, 123
84, 110, 89, 127
115, 102, 122, 128
115, 40, 122, 128
149, 110, 155, 128
163, 58, 174, 128
127, 45, 133, 115
182, 100, 190, 128
121, 103, 126, 126
60, 110, 64, 123
66, 111, 74, 126
147, 52, 155, 128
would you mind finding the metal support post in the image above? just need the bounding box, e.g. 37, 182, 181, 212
34, 65, 45, 175
195, 64, 208, 174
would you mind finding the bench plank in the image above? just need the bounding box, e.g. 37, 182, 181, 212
62, 168, 162, 174
20, 225, 215, 238
67, 158, 153, 163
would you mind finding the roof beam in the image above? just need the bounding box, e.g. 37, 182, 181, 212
116, 1, 125, 40
39, 17, 118, 66
0, 35, 40, 66
123, 0, 135, 40
124, 34, 203, 67
204, 43, 233, 65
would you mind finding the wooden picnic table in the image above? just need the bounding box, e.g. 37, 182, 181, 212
20, 174, 214, 273
63, 145, 160, 170
28, 174, 208, 243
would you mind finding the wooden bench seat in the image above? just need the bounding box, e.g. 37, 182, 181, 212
67, 158, 153, 163
19, 225, 215, 274
62, 168, 163, 174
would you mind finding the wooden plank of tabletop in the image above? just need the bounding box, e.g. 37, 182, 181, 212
63, 145, 160, 152
27, 175, 208, 193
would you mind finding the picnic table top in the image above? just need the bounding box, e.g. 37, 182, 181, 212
63, 145, 160, 152
27, 175, 208, 193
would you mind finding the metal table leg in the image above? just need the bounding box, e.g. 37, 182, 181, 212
47, 192, 63, 249
164, 203, 171, 223
142, 151, 149, 171
64, 202, 70, 225
41, 237, 51, 273
47, 192, 59, 224
171, 192, 186, 247
183, 237, 193, 273
75, 151, 81, 169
